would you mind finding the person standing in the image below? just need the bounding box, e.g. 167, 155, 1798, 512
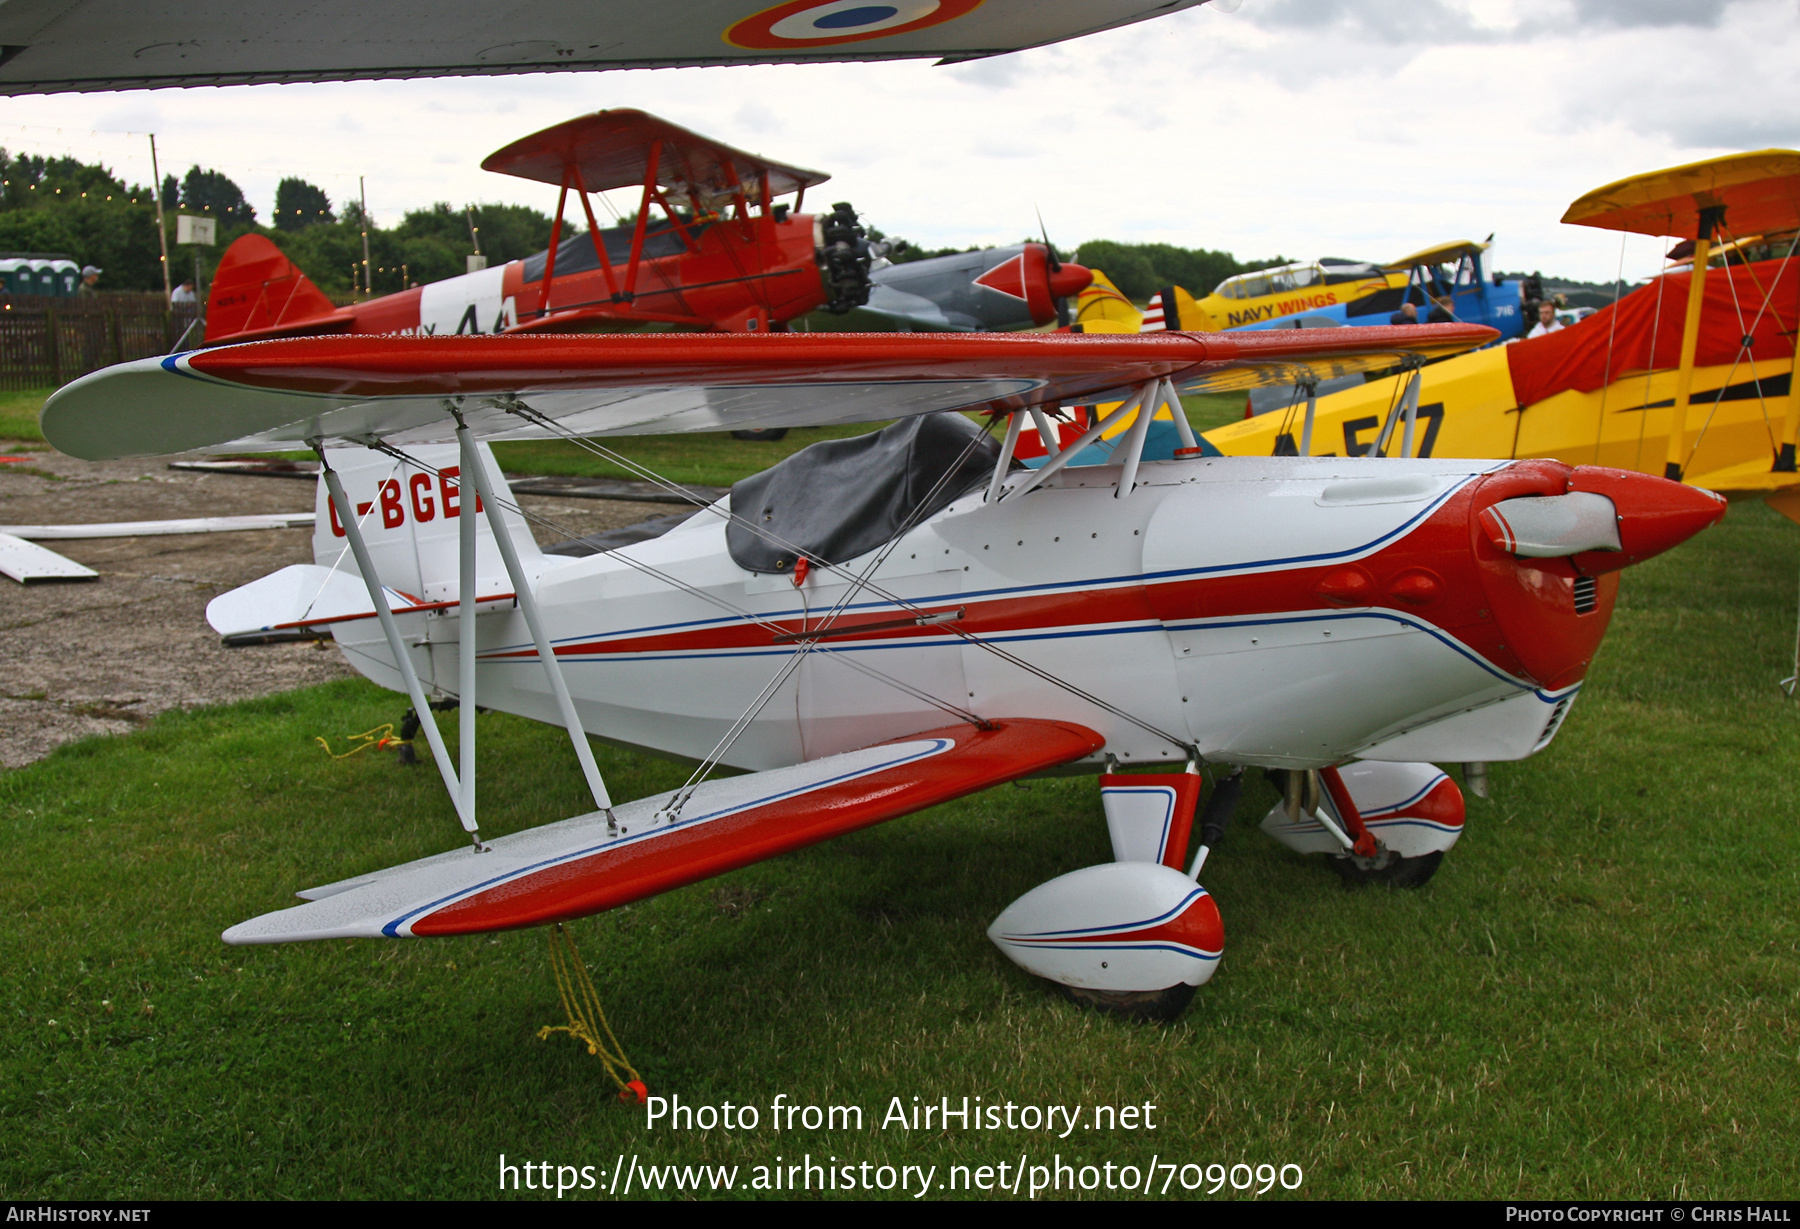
170, 278, 196, 304
77, 265, 102, 295
1526, 300, 1563, 339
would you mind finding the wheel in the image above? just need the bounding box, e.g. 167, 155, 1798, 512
1059, 982, 1197, 1023
730, 427, 788, 442
1327, 848, 1444, 888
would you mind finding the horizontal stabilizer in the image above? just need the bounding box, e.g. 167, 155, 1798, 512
224, 718, 1103, 944
207, 563, 409, 638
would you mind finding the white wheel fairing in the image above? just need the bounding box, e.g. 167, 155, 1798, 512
1260, 760, 1465, 859
989, 862, 1224, 992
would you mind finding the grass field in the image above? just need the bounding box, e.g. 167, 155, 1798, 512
6, 396, 1794, 1201
0, 388, 52, 443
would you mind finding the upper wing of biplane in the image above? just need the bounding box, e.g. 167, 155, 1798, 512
1563, 150, 1800, 238
1383, 240, 1489, 272
0, 0, 1211, 95
41, 326, 1497, 461
482, 109, 827, 207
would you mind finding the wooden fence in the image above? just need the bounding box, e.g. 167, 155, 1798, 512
0, 294, 202, 391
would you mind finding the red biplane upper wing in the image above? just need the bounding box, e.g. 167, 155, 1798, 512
223, 718, 1103, 943
481, 108, 829, 201
41, 325, 1496, 461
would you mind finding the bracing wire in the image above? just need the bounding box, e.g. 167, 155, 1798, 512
496, 403, 1193, 750
1686, 229, 1800, 471
1634, 258, 1672, 474
649, 419, 1001, 820
1591, 231, 1630, 465
355, 440, 988, 731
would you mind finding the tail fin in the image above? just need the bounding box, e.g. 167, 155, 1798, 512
305, 442, 542, 694
205, 234, 343, 344
312, 442, 539, 603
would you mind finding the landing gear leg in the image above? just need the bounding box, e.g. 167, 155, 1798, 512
1261, 763, 1464, 890
997, 762, 1233, 1024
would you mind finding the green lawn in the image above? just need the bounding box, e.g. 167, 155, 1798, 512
2, 491, 1796, 1199
0, 387, 52, 443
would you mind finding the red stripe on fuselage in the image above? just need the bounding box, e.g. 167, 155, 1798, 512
480, 465, 1610, 690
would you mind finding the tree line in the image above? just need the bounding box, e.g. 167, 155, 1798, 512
0, 150, 565, 298
0, 147, 1294, 305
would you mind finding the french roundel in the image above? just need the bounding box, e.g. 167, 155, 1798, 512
725, 0, 983, 49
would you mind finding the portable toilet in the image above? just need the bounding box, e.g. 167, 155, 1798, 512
0, 254, 81, 296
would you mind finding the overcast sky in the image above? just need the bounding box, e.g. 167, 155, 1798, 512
2, 0, 1793, 286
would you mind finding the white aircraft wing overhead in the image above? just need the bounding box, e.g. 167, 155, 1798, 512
0, 0, 1210, 94
40, 325, 1499, 461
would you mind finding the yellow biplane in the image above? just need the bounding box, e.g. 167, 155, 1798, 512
1077, 241, 1524, 338
1205, 151, 1800, 521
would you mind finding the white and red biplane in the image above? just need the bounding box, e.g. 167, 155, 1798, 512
42, 323, 1724, 1019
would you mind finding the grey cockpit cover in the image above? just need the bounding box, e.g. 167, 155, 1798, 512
727, 412, 1002, 574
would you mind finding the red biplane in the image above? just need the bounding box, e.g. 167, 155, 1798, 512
204, 109, 875, 346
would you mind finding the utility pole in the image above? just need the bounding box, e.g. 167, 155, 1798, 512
148, 134, 172, 302
465, 207, 487, 275
359, 176, 372, 302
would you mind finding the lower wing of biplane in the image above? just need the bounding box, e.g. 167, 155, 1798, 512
226, 720, 1102, 943
43, 324, 1507, 1015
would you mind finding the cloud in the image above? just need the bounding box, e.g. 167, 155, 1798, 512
731, 99, 784, 138
942, 54, 1026, 90
1244, 0, 1738, 46
1570, 0, 1732, 28
1243, 0, 1502, 43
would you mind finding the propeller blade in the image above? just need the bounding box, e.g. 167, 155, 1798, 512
1035, 205, 1062, 272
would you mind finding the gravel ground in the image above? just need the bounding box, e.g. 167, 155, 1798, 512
0, 443, 671, 770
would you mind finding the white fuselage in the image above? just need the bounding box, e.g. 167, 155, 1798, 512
315, 448, 1581, 773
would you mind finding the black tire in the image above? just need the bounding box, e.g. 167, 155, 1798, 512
1327, 849, 1444, 889
1059, 982, 1197, 1023
730, 428, 788, 442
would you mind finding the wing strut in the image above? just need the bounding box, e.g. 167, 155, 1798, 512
315, 446, 481, 846
456, 427, 480, 834
1005, 381, 1150, 501
1298, 381, 1319, 456
456, 417, 617, 824
1372, 363, 1424, 458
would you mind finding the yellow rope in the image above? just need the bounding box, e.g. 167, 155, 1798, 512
314, 723, 410, 759
538, 922, 646, 1103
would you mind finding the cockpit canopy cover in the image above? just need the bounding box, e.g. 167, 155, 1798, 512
726, 413, 1001, 574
